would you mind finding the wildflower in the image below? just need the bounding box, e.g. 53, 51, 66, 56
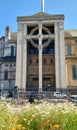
12, 127, 16, 130
23, 118, 27, 121
17, 124, 23, 130
71, 118, 75, 122
14, 116, 19, 122
54, 124, 60, 129
44, 121, 48, 126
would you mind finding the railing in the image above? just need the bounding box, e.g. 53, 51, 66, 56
0, 88, 77, 99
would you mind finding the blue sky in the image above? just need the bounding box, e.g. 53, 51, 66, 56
0, 0, 77, 37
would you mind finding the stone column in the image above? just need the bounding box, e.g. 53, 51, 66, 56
55, 23, 61, 90
22, 24, 27, 90
38, 23, 42, 92
55, 22, 66, 90
16, 23, 23, 89
59, 22, 66, 89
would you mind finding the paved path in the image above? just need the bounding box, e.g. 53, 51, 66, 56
0, 97, 68, 104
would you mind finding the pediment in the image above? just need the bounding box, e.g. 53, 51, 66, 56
32, 12, 51, 18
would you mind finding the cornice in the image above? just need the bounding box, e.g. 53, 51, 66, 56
17, 12, 64, 22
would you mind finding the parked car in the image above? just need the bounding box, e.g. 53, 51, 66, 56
69, 95, 77, 103
53, 92, 67, 99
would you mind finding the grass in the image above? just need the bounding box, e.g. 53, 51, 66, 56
0, 101, 77, 130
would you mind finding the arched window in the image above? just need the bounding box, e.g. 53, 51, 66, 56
4, 70, 8, 80
67, 44, 71, 55
72, 65, 77, 79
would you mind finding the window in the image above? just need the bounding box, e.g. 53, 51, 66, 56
4, 70, 8, 80
29, 42, 38, 54
5, 64, 8, 66
72, 65, 77, 79
10, 64, 12, 67
36, 59, 38, 64
51, 59, 53, 63
43, 77, 50, 80
44, 59, 46, 64
67, 44, 71, 55
42, 40, 54, 54
32, 78, 38, 81
14, 64, 16, 66
30, 59, 32, 64
11, 46, 14, 56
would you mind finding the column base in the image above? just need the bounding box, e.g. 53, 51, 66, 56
38, 88, 42, 93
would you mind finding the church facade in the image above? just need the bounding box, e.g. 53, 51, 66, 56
0, 12, 77, 92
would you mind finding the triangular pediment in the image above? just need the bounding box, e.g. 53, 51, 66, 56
32, 12, 51, 17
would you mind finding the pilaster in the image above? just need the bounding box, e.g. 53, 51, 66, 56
55, 23, 61, 89
59, 22, 66, 89
22, 24, 27, 90
16, 23, 23, 88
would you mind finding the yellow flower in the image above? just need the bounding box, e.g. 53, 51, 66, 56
12, 127, 16, 130
24, 118, 27, 121
17, 124, 23, 130
44, 121, 48, 126
15, 116, 19, 122
54, 124, 60, 129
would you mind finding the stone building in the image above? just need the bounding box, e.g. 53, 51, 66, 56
0, 26, 16, 91
0, 12, 77, 92
65, 30, 77, 89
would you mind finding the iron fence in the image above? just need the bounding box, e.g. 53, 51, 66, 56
0, 87, 77, 99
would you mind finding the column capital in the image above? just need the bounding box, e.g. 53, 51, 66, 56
59, 22, 64, 30
23, 24, 27, 36
55, 23, 59, 33
54, 22, 58, 26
